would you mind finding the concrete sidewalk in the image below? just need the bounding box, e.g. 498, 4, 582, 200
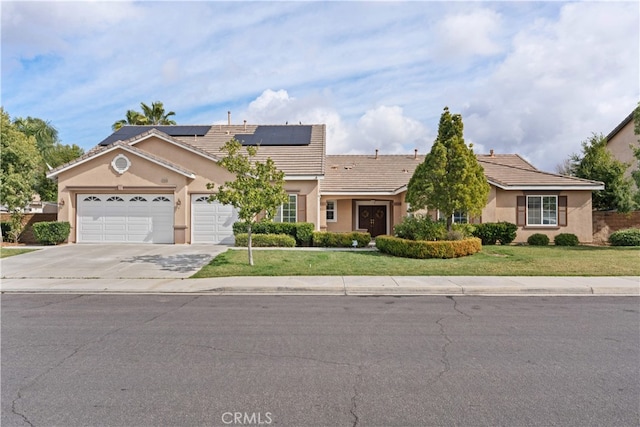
1, 275, 638, 296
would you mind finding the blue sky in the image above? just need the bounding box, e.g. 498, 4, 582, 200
2, 1, 638, 172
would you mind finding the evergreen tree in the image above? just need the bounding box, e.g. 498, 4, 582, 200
406, 107, 489, 231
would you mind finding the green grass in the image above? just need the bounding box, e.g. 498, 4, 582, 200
191, 246, 640, 278
0, 247, 38, 258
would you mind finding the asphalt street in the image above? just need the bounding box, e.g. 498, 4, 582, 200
2, 295, 639, 427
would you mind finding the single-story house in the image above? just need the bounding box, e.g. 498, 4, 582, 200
48, 122, 604, 244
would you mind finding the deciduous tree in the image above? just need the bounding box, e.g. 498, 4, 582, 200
207, 139, 288, 266
406, 107, 489, 231
0, 109, 40, 241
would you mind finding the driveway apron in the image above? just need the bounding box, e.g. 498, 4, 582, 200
0, 244, 227, 279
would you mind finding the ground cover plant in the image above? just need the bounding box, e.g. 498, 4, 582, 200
191, 245, 640, 278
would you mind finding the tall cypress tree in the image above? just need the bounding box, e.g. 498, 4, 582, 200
406, 107, 490, 230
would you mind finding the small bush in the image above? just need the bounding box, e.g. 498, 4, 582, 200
234, 233, 296, 247
233, 221, 314, 246
376, 235, 482, 259
32, 221, 70, 245
451, 223, 476, 238
1, 221, 11, 241
446, 230, 465, 241
527, 233, 550, 246
312, 231, 371, 248
608, 228, 640, 246
394, 215, 447, 241
472, 222, 518, 245
554, 233, 579, 246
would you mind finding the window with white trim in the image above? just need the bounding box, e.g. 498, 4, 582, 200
452, 211, 468, 224
326, 200, 337, 222
275, 195, 297, 223
527, 195, 557, 226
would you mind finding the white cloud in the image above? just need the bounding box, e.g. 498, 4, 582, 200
435, 9, 504, 59
462, 2, 639, 170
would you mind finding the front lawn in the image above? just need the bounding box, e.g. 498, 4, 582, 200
0, 247, 38, 259
191, 245, 640, 278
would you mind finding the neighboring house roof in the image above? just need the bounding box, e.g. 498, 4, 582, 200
322, 153, 604, 194
47, 141, 196, 179
606, 110, 635, 142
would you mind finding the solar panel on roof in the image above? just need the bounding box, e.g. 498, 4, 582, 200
237, 125, 312, 146
98, 125, 211, 146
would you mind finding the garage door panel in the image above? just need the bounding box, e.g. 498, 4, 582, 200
192, 195, 237, 244
78, 194, 174, 243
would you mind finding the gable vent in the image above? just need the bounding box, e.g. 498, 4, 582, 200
112, 154, 131, 174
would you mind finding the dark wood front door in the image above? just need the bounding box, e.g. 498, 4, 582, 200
358, 206, 387, 237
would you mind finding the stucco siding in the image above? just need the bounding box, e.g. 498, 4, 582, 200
607, 119, 638, 185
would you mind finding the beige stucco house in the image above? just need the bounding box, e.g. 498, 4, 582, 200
606, 109, 639, 188
48, 122, 603, 244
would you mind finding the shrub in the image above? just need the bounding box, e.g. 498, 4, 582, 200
527, 233, 550, 246
472, 222, 517, 245
376, 235, 482, 259
32, 221, 71, 245
554, 233, 579, 246
312, 231, 371, 248
1, 221, 11, 241
446, 230, 465, 241
233, 221, 314, 246
451, 223, 476, 238
234, 233, 296, 247
608, 228, 640, 246
393, 215, 446, 241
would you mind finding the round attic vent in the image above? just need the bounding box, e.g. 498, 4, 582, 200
111, 154, 131, 174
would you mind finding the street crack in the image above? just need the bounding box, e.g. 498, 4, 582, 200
350, 367, 362, 427
11, 392, 34, 427
446, 296, 472, 320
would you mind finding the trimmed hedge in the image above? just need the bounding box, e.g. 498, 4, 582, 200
312, 231, 371, 248
233, 221, 314, 246
527, 233, 550, 246
376, 235, 482, 259
608, 228, 640, 246
554, 233, 579, 246
234, 233, 296, 247
32, 221, 70, 245
472, 222, 517, 245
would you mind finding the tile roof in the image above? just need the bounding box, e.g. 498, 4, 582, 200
173, 124, 326, 176
322, 153, 603, 193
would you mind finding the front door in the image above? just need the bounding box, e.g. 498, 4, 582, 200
358, 205, 387, 237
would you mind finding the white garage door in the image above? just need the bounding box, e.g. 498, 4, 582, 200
191, 195, 238, 244
77, 194, 174, 243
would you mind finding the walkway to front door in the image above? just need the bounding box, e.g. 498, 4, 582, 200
358, 205, 387, 237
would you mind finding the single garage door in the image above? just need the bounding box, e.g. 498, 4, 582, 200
191, 195, 238, 244
77, 194, 174, 243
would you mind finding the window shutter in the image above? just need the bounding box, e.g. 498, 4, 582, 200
558, 196, 567, 226
517, 196, 526, 226
297, 194, 306, 222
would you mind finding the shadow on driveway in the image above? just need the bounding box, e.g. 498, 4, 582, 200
121, 254, 213, 274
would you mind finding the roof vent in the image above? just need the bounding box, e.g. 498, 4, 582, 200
375, 149, 379, 159
111, 154, 131, 174
414, 149, 418, 160
490, 149, 495, 157
227, 111, 231, 125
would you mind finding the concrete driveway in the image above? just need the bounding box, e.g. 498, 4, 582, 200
0, 244, 228, 279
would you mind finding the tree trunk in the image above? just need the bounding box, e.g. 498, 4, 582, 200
446, 216, 453, 232
247, 224, 254, 266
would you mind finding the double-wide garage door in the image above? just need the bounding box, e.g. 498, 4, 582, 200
77, 194, 174, 243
